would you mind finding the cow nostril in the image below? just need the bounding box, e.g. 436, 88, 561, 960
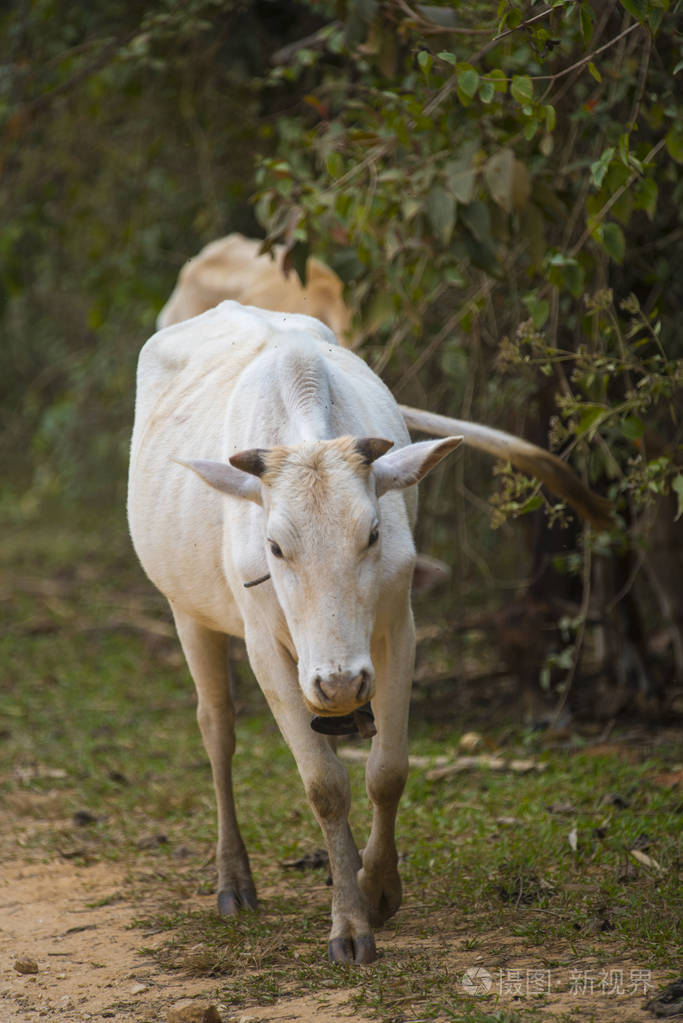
314, 675, 330, 703
357, 669, 370, 702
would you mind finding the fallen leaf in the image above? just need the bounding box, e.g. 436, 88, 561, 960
630, 849, 664, 872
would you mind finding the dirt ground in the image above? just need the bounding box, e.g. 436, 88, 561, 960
0, 858, 372, 1023
0, 852, 675, 1023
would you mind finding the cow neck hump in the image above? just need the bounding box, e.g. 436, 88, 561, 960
275, 337, 334, 443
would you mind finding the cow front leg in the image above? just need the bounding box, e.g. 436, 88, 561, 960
358, 614, 415, 927
246, 632, 376, 964
172, 607, 257, 914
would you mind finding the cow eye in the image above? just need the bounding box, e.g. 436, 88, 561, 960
368, 523, 379, 548
268, 540, 284, 559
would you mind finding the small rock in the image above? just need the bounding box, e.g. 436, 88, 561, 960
136, 832, 168, 849
14, 957, 39, 974
167, 999, 222, 1023
72, 809, 98, 826
129, 982, 147, 995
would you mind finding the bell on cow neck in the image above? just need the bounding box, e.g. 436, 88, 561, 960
310, 703, 376, 739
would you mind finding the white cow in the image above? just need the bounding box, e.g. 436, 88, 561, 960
128, 301, 461, 963
155, 235, 611, 529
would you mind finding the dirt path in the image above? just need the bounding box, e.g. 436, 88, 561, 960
1, 856, 674, 1023
0, 860, 368, 1023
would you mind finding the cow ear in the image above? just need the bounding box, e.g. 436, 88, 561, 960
174, 458, 263, 505
373, 436, 462, 496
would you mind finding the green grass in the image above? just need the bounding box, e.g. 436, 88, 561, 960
1, 510, 681, 1021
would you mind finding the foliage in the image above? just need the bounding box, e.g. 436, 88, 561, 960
0, 0, 317, 507
254, 0, 682, 520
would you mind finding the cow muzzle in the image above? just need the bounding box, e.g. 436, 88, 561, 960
309, 663, 375, 715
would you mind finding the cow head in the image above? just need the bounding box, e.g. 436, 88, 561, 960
180, 435, 461, 716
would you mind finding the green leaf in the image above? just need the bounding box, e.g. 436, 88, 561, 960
590, 147, 615, 188
621, 416, 644, 440
588, 61, 601, 83
634, 176, 658, 219
402, 197, 422, 222
457, 66, 479, 100
579, 3, 594, 43
617, 0, 648, 20
426, 184, 456, 245
665, 124, 683, 163
618, 132, 630, 166
479, 79, 495, 104
444, 266, 465, 286
545, 253, 584, 296
325, 151, 344, 178
437, 50, 456, 65
519, 494, 544, 515
485, 149, 530, 213
563, 260, 585, 297
485, 148, 513, 211
460, 200, 491, 242
510, 75, 533, 104
287, 240, 312, 285
577, 405, 605, 437
588, 148, 613, 188
487, 69, 508, 94
446, 157, 475, 204
418, 50, 432, 77
523, 119, 538, 142
599, 222, 626, 264
523, 293, 550, 329
673, 475, 683, 521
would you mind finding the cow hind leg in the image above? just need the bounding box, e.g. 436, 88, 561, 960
172, 606, 257, 913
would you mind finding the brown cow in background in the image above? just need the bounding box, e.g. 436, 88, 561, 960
158, 234, 352, 341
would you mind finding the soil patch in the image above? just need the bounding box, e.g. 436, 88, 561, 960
0, 856, 674, 1023
0, 860, 371, 1023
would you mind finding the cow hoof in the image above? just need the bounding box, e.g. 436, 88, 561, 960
217, 886, 258, 915
368, 889, 401, 928
328, 934, 377, 965
353, 935, 377, 964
